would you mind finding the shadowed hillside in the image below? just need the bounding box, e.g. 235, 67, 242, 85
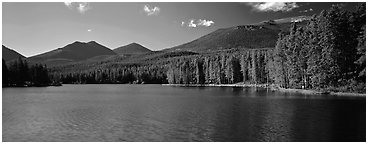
28, 41, 117, 66
113, 43, 152, 55
2, 45, 26, 61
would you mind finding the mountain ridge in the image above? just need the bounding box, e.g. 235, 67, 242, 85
28, 41, 117, 66
6, 15, 311, 67
113, 43, 152, 55
2, 45, 26, 61
164, 15, 310, 53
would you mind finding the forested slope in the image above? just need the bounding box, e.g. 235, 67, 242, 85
2, 45, 26, 62
44, 4, 365, 93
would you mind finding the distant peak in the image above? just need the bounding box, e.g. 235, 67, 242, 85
88, 41, 104, 47
128, 42, 140, 46
88, 41, 98, 44
71, 41, 85, 45
124, 43, 146, 48
71, 41, 100, 45
113, 42, 151, 54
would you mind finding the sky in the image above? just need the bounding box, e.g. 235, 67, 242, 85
2, 2, 363, 57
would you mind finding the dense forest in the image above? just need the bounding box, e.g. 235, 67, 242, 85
167, 4, 365, 91
6, 4, 364, 93
51, 64, 168, 84
165, 4, 365, 92
165, 49, 271, 85
268, 4, 366, 92
3, 58, 52, 87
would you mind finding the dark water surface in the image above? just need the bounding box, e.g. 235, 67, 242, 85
2, 84, 365, 142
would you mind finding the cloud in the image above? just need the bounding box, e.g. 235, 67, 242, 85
64, 2, 92, 14
181, 19, 215, 28
77, 3, 91, 14
188, 20, 197, 27
87, 29, 92, 32
246, 2, 299, 12
64, 2, 72, 8
197, 19, 214, 27
299, 8, 313, 13
143, 4, 160, 16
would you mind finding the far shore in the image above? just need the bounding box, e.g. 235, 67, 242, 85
162, 83, 366, 97
3, 82, 62, 88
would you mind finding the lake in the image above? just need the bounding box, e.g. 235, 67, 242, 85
2, 84, 365, 142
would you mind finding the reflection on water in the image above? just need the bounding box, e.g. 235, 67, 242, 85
2, 84, 365, 142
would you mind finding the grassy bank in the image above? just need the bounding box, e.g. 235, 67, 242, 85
162, 83, 365, 97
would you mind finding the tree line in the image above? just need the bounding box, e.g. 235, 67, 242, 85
3, 58, 51, 87
166, 50, 271, 85
49, 64, 168, 84
49, 49, 271, 86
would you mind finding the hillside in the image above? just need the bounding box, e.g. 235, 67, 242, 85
28, 41, 117, 66
2, 45, 26, 61
48, 16, 311, 71
113, 43, 152, 55
45, 10, 366, 89
166, 16, 310, 53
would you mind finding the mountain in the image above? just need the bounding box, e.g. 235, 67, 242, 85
28, 41, 117, 66
46, 15, 315, 83
2, 45, 26, 61
113, 43, 152, 55
166, 16, 310, 53
32, 16, 309, 67
46, 16, 311, 69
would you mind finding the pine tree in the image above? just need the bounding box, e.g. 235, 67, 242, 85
195, 58, 205, 84
355, 25, 366, 79
272, 33, 289, 88
3, 59, 8, 87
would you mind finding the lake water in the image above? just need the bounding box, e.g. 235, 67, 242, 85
2, 84, 365, 142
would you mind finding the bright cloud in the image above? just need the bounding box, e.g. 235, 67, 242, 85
64, 2, 72, 8
77, 3, 91, 14
197, 19, 214, 27
143, 5, 160, 16
64, 2, 92, 14
182, 19, 215, 28
246, 2, 299, 12
87, 29, 92, 32
188, 20, 197, 27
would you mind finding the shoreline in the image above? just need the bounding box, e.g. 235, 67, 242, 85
4, 83, 365, 97
162, 83, 366, 97
3, 83, 62, 88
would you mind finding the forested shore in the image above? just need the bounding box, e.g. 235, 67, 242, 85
165, 4, 365, 93
3, 4, 365, 95
47, 4, 365, 94
2, 58, 58, 87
